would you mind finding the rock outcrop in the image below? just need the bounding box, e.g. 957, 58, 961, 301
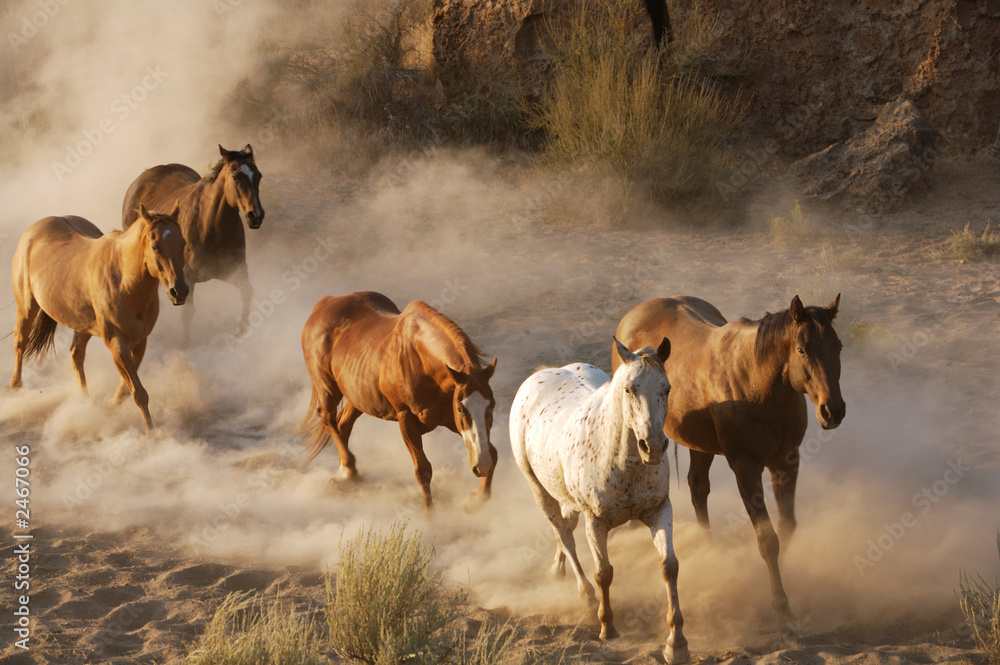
792, 99, 938, 214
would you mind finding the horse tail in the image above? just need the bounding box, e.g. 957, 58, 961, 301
23, 311, 58, 363
297, 387, 331, 467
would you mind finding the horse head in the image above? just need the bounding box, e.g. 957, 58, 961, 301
218, 144, 264, 229
613, 336, 672, 466
448, 357, 498, 478
786, 294, 845, 429
138, 202, 188, 306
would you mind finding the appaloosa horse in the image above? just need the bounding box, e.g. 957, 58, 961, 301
10, 205, 188, 431
510, 338, 689, 664
298, 291, 498, 509
122, 144, 264, 343
614, 295, 845, 621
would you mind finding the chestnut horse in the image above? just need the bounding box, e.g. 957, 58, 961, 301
10, 205, 188, 431
299, 291, 498, 509
122, 144, 264, 343
510, 338, 688, 664
614, 295, 845, 621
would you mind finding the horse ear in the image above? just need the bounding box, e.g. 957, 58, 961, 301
656, 337, 671, 363
448, 366, 469, 384
169, 199, 181, 219
218, 144, 226, 157
790, 295, 805, 323
481, 357, 497, 380
138, 203, 150, 220
827, 293, 841, 319
613, 336, 636, 364
243, 144, 253, 155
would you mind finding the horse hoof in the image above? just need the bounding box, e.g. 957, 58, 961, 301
599, 625, 618, 641
550, 563, 566, 579
462, 492, 489, 514
664, 642, 691, 664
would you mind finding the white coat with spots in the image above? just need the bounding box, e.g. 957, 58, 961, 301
509, 338, 689, 664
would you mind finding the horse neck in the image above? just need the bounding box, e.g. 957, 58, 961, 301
196, 175, 239, 226
114, 225, 157, 296
593, 373, 637, 470
736, 322, 796, 402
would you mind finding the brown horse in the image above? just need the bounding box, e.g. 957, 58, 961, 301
299, 291, 498, 510
121, 144, 264, 343
614, 295, 845, 621
10, 205, 188, 431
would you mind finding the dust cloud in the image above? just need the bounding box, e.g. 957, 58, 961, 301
0, 0, 997, 655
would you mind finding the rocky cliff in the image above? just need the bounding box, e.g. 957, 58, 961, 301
432, 0, 1000, 155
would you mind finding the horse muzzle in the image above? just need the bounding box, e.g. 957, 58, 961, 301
638, 437, 667, 466
245, 208, 264, 229
817, 400, 846, 430
167, 284, 189, 306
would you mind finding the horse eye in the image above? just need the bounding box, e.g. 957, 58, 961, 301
797, 347, 806, 355
624, 386, 633, 395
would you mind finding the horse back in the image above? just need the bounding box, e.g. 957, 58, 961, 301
122, 164, 199, 229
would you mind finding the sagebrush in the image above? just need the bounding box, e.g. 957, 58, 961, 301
185, 592, 326, 665
326, 520, 463, 665
958, 533, 1000, 664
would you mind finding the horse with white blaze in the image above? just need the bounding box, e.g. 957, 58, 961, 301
509, 337, 689, 664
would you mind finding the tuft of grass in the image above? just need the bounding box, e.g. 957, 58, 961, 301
768, 201, 810, 246
455, 619, 519, 665
846, 318, 887, 348
941, 223, 1000, 262
958, 533, 1000, 664
185, 592, 326, 665
533, 0, 743, 216
326, 520, 464, 665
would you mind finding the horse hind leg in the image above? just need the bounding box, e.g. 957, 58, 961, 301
9, 299, 40, 389
70, 331, 92, 395
332, 400, 362, 479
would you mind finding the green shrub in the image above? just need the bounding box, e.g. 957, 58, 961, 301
533, 0, 743, 213
326, 520, 463, 665
186, 592, 326, 665
959, 533, 1000, 664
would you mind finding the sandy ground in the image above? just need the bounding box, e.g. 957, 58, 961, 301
1, 153, 998, 664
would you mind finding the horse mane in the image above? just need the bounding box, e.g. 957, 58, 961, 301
201, 158, 225, 183
410, 301, 486, 371
741, 309, 794, 365
634, 347, 665, 371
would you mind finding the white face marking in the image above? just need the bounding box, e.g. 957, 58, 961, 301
461, 391, 491, 471
239, 163, 256, 184
161, 229, 172, 238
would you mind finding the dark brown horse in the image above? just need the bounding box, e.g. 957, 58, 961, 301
614, 295, 845, 621
299, 291, 498, 510
122, 144, 264, 343
10, 205, 188, 431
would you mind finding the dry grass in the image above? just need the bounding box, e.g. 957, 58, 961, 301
534, 0, 744, 215
958, 533, 1000, 664
185, 592, 326, 665
940, 223, 1000, 262
768, 201, 810, 246
326, 520, 463, 665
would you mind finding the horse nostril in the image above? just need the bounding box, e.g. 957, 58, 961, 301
638, 439, 650, 455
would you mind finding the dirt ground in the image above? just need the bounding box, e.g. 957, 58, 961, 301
0, 150, 998, 664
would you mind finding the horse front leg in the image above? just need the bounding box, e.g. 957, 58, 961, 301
398, 411, 434, 510
584, 514, 617, 640
688, 449, 714, 530
181, 282, 196, 347
729, 453, 793, 622
643, 501, 690, 664
113, 335, 147, 404
70, 331, 92, 395
107, 334, 153, 432
230, 263, 253, 333
470, 441, 499, 508
770, 448, 800, 544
